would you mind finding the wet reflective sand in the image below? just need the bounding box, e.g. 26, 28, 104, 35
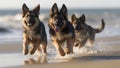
0, 36, 120, 68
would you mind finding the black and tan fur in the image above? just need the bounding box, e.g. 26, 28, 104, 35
22, 3, 47, 55
71, 14, 105, 48
49, 3, 75, 56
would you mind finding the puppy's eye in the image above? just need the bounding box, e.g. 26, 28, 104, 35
26, 15, 30, 17
54, 16, 57, 19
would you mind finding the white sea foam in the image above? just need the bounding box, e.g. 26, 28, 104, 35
0, 12, 119, 29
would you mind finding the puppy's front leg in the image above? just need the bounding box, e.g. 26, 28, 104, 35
23, 39, 29, 55
65, 38, 74, 54
30, 41, 39, 55
52, 40, 65, 56
41, 43, 47, 55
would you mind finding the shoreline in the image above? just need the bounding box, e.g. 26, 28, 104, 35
10, 52, 120, 68
0, 36, 120, 68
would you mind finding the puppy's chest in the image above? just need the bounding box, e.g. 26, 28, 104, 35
75, 31, 88, 41
52, 32, 72, 41
27, 30, 36, 39
26, 30, 41, 40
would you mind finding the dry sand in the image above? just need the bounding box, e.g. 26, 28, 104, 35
0, 36, 120, 68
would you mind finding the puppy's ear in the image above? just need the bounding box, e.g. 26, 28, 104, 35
50, 3, 58, 17
79, 14, 85, 23
22, 3, 29, 17
71, 14, 77, 23
33, 4, 40, 17
60, 4, 68, 18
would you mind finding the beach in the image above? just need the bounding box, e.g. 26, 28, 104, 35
0, 9, 120, 68
14, 60, 120, 68
0, 36, 120, 68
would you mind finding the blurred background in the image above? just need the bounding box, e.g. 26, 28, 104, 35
0, 0, 120, 42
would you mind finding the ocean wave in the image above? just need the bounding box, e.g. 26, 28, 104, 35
0, 14, 49, 23
0, 14, 21, 23
0, 14, 49, 29
0, 12, 120, 29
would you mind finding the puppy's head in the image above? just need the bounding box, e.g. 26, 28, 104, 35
71, 14, 86, 32
49, 3, 68, 32
22, 3, 40, 29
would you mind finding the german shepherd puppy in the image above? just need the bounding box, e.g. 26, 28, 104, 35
71, 14, 105, 48
22, 3, 47, 55
49, 3, 75, 56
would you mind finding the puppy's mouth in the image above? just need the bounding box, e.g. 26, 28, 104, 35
75, 30, 79, 33
25, 21, 33, 27
55, 27, 60, 32
27, 23, 33, 26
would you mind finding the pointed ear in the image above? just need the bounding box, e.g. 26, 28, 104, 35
71, 14, 77, 23
60, 4, 68, 17
79, 14, 85, 23
22, 3, 29, 17
33, 4, 40, 17
50, 3, 58, 17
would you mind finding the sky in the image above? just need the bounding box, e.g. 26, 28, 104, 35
0, 0, 120, 9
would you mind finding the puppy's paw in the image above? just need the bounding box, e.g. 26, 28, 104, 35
29, 49, 35, 55
23, 49, 28, 55
64, 48, 70, 54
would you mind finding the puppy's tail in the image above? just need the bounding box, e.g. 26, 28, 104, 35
95, 19, 105, 33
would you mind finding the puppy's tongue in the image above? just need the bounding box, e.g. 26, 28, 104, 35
75, 30, 79, 33
55, 27, 60, 32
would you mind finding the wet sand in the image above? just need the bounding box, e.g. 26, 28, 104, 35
0, 36, 120, 68
12, 60, 120, 68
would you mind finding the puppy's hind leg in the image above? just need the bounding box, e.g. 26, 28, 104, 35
87, 38, 94, 47
87, 35, 95, 47
79, 38, 87, 49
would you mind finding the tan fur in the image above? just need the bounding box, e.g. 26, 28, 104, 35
52, 39, 65, 56
65, 38, 74, 54
22, 33, 29, 55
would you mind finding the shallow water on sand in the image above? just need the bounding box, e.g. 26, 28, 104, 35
0, 53, 75, 67
0, 39, 120, 68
